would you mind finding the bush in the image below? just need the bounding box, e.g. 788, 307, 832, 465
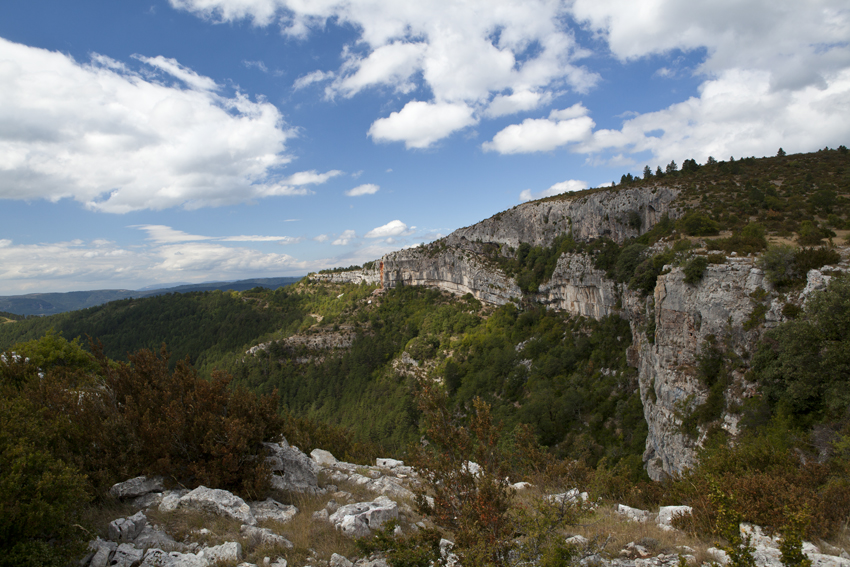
758, 245, 799, 287
98, 345, 285, 498
683, 256, 709, 284
706, 223, 767, 255
678, 211, 720, 236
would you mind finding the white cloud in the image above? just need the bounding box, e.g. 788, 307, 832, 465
133, 224, 302, 245
314, 234, 329, 242
243, 59, 269, 73
369, 101, 478, 148
483, 106, 595, 154
281, 169, 343, 185
346, 183, 380, 197
364, 220, 412, 238
569, 0, 850, 92
332, 230, 357, 245
0, 37, 297, 213
577, 68, 850, 167
485, 90, 553, 118
293, 69, 334, 90
519, 179, 588, 202
169, 0, 598, 147
135, 225, 213, 243
0, 237, 311, 294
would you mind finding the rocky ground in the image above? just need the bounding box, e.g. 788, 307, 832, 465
81, 439, 850, 567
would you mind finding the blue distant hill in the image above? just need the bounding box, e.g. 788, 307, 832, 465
0, 276, 303, 316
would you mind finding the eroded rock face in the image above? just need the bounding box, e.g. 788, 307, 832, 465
627, 260, 772, 480
537, 253, 622, 318
382, 245, 521, 305
444, 186, 681, 249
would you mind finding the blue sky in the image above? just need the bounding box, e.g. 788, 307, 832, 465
1, 0, 848, 294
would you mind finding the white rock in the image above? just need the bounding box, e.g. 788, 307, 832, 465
109, 511, 148, 542
265, 442, 321, 494
616, 504, 651, 522
200, 542, 243, 564
311, 449, 338, 466
511, 481, 532, 491
88, 538, 116, 567
159, 490, 188, 513
240, 525, 293, 548
657, 505, 692, 529
329, 495, 399, 536
707, 547, 729, 565
566, 535, 589, 546
547, 488, 581, 505
250, 498, 298, 523
330, 553, 354, 567
179, 486, 256, 525
110, 476, 165, 499
376, 458, 404, 468
111, 543, 144, 567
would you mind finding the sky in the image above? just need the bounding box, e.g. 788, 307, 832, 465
1, 1, 849, 294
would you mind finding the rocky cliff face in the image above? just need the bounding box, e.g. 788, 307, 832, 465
626, 260, 779, 479
381, 246, 521, 305
446, 185, 681, 249
306, 184, 842, 479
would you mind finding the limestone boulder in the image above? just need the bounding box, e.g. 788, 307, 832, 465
110, 476, 166, 500
329, 495, 399, 536
179, 486, 256, 526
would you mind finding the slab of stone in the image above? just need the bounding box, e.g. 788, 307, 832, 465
110, 476, 166, 500
179, 486, 256, 525
111, 543, 144, 567
108, 511, 147, 542
311, 449, 338, 466
265, 442, 321, 494
199, 542, 243, 564
329, 495, 398, 536
616, 504, 651, 523
240, 525, 293, 548
250, 498, 298, 523
376, 458, 403, 469
656, 505, 692, 530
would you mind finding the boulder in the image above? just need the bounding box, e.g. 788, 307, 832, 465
240, 525, 293, 548
250, 498, 298, 523
134, 525, 184, 552
656, 505, 692, 530
376, 458, 403, 469
311, 449, 338, 466
88, 538, 117, 567
616, 504, 651, 522
179, 486, 256, 525
200, 542, 243, 564
329, 495, 399, 536
265, 442, 321, 494
159, 489, 188, 513
108, 511, 147, 542
110, 476, 166, 500
330, 553, 354, 567
111, 543, 144, 567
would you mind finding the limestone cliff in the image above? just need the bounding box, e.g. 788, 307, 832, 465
307, 183, 844, 479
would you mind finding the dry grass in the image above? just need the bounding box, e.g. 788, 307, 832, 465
570, 505, 717, 563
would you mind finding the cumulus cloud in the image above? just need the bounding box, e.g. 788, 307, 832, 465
0, 37, 299, 213
483, 104, 595, 154
364, 220, 412, 239
519, 179, 588, 202
569, 0, 850, 91
169, 0, 598, 147
314, 234, 329, 243
577, 69, 850, 167
369, 101, 478, 148
0, 237, 311, 294
345, 183, 380, 196
332, 230, 357, 245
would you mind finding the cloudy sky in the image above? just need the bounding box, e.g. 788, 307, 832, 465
1, 0, 848, 294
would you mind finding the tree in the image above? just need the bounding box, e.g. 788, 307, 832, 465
666, 160, 678, 174
777, 147, 786, 157
643, 165, 653, 179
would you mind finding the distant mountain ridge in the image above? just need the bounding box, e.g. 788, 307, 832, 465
0, 276, 303, 316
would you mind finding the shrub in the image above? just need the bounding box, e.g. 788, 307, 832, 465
794, 247, 840, 274
706, 223, 768, 255
97, 345, 285, 498
683, 256, 709, 284
678, 211, 720, 236
758, 245, 799, 287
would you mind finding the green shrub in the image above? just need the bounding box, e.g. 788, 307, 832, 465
758, 245, 799, 287
683, 256, 709, 284
678, 211, 720, 236
706, 223, 768, 255
794, 247, 840, 274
